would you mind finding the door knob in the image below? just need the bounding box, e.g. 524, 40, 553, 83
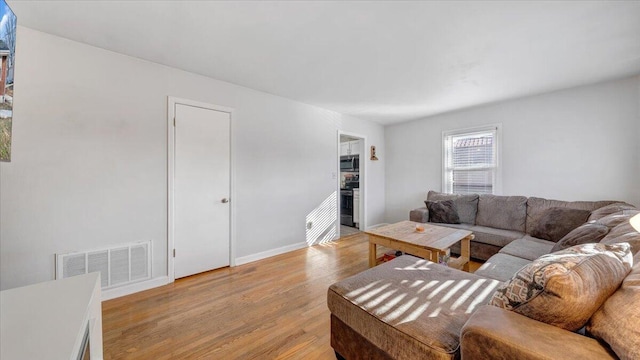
221, 198, 229, 203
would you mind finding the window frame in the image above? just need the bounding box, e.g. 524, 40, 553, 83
442, 124, 502, 195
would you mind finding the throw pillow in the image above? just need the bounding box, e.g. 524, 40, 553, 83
587, 202, 638, 222
488, 242, 633, 331
425, 200, 461, 224
427, 191, 478, 224
587, 252, 640, 360
550, 221, 610, 252
529, 207, 590, 242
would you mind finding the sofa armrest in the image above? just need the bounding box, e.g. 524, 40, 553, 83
409, 207, 429, 223
461, 306, 616, 360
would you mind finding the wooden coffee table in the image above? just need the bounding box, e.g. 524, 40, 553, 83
366, 221, 473, 271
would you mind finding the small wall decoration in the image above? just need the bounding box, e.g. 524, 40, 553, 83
0, 0, 16, 162
370, 145, 379, 161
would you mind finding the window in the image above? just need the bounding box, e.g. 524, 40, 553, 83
443, 125, 500, 195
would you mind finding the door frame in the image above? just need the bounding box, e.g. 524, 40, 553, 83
337, 130, 367, 238
167, 96, 236, 282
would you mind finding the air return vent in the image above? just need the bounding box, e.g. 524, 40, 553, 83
56, 241, 151, 289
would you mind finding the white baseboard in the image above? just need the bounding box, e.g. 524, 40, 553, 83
235, 241, 308, 266
366, 223, 389, 230
101, 242, 311, 300
101, 276, 171, 301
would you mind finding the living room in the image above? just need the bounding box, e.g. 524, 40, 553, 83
1, 1, 639, 359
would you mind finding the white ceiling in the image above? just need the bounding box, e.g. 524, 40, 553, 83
8, 1, 640, 125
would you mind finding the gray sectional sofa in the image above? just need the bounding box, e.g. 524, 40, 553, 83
328, 195, 640, 360
410, 191, 617, 262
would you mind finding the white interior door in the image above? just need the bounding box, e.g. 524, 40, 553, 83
174, 103, 230, 278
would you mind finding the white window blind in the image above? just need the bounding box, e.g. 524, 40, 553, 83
443, 126, 500, 195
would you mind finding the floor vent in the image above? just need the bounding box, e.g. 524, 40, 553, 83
56, 241, 151, 289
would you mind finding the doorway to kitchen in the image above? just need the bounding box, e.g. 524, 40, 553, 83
338, 131, 365, 238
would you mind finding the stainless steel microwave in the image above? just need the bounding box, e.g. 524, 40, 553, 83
340, 155, 359, 171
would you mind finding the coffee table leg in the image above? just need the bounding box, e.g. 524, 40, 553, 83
430, 250, 439, 263
369, 241, 377, 268
462, 237, 471, 272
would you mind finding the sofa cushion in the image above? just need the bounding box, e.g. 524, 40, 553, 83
475, 195, 527, 232
499, 236, 555, 261
468, 225, 523, 248
550, 221, 610, 253
461, 305, 618, 360
587, 252, 640, 360
600, 210, 640, 255
588, 202, 638, 222
328, 255, 502, 360
488, 242, 633, 331
596, 210, 639, 229
427, 191, 479, 225
440, 216, 522, 262
431, 223, 474, 231
474, 253, 532, 282
528, 207, 590, 242
426, 200, 461, 224
409, 207, 429, 223
526, 197, 616, 235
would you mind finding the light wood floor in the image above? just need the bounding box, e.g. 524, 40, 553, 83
102, 233, 481, 359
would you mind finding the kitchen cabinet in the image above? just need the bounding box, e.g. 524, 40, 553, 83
349, 140, 361, 155
340, 142, 350, 156
340, 140, 361, 156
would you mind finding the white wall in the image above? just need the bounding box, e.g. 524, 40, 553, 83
385, 76, 640, 223
0, 27, 385, 291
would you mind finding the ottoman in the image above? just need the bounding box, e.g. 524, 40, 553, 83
327, 255, 502, 360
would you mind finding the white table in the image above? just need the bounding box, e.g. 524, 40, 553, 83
1, 273, 103, 360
